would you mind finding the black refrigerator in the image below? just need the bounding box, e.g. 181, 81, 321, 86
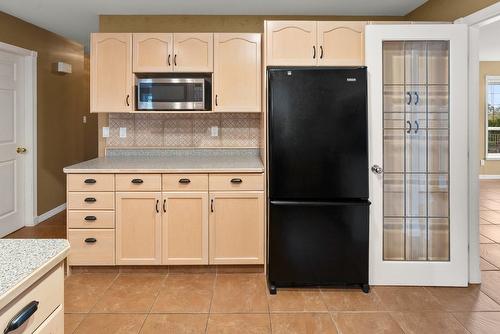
267, 67, 370, 294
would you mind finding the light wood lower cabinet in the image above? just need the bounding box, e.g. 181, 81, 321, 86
162, 192, 208, 265
209, 191, 264, 264
115, 192, 162, 265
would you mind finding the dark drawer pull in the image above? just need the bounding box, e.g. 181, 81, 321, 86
179, 178, 191, 184
230, 178, 243, 184
84, 216, 97, 221
85, 238, 97, 243
84, 197, 96, 203
4, 301, 39, 333
131, 178, 144, 184
84, 179, 96, 184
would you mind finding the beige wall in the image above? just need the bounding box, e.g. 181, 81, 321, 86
480, 62, 500, 175
0, 11, 97, 215
406, 0, 498, 21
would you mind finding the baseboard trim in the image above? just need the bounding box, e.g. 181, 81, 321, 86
32, 203, 66, 225
479, 175, 500, 180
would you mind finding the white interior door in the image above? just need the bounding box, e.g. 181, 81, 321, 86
0, 49, 26, 237
366, 24, 469, 286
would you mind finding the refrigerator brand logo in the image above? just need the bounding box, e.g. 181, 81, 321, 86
346, 78, 357, 82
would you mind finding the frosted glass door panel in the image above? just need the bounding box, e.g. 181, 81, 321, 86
405, 42, 427, 85
428, 130, 449, 173
384, 174, 404, 217
383, 41, 404, 84
406, 174, 427, 217
428, 218, 449, 260
384, 130, 404, 172
383, 218, 405, 260
428, 86, 449, 113
406, 86, 427, 113
428, 41, 449, 85
405, 218, 427, 260
384, 86, 405, 112
406, 129, 427, 173
428, 174, 449, 217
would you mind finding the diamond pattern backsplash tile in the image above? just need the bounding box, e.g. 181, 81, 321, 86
106, 113, 260, 149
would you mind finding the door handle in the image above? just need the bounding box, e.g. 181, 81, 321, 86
168, 54, 171, 66
414, 91, 419, 105
312, 45, 316, 59
126, 94, 130, 106
84, 197, 96, 203
211, 199, 214, 213
179, 178, 191, 184
230, 178, 243, 184
163, 199, 166, 213
406, 92, 412, 105
414, 120, 419, 134
320, 45, 324, 59
16, 147, 27, 154
131, 178, 144, 184
84, 178, 96, 184
174, 54, 177, 66
215, 94, 218, 106
156, 200, 159, 213
84, 238, 97, 243
84, 216, 97, 221
371, 165, 384, 175
4, 301, 39, 333
406, 120, 412, 134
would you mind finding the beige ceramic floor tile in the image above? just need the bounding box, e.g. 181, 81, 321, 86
91, 273, 165, 313
480, 271, 500, 304
271, 313, 338, 334
480, 210, 500, 224
481, 258, 499, 271
331, 312, 403, 334
373, 286, 443, 311
64, 273, 118, 313
480, 200, 500, 211
320, 288, 383, 311
139, 314, 208, 334
391, 312, 468, 334
74, 314, 146, 334
210, 274, 268, 313
481, 244, 500, 268
64, 314, 85, 334
481, 234, 495, 243
453, 312, 500, 334
268, 288, 327, 312
481, 225, 500, 242
481, 218, 493, 225
206, 314, 271, 334
150, 274, 215, 313
426, 285, 500, 312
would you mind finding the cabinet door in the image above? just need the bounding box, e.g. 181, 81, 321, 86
266, 21, 317, 66
318, 21, 366, 66
133, 33, 173, 73
209, 191, 264, 264
213, 33, 261, 112
91, 33, 133, 113
173, 33, 213, 72
162, 192, 208, 265
116, 192, 161, 265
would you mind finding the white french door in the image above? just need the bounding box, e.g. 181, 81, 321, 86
366, 24, 469, 286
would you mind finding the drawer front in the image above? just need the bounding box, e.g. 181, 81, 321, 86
67, 211, 115, 229
162, 174, 208, 191
67, 192, 115, 210
116, 174, 161, 191
68, 229, 115, 265
67, 174, 114, 192
0, 264, 63, 334
32, 305, 63, 334
209, 174, 264, 191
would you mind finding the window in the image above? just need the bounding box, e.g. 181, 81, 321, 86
486, 76, 500, 159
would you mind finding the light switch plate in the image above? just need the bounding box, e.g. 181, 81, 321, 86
211, 126, 219, 137
481, 159, 485, 166
102, 127, 110, 138
119, 127, 127, 138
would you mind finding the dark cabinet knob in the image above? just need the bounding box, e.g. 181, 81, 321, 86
131, 179, 144, 184
84, 197, 96, 203
84, 238, 97, 243
179, 178, 191, 184
84, 179, 96, 184
84, 216, 97, 221
230, 178, 243, 184
4, 301, 39, 333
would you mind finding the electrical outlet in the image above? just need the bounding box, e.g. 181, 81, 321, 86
83, 116, 87, 124
119, 127, 127, 138
481, 159, 485, 166
102, 127, 110, 138
211, 126, 219, 137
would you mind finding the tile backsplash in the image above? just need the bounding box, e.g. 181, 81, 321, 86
106, 113, 261, 148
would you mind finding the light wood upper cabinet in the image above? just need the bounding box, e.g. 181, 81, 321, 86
266, 21, 317, 66
209, 191, 264, 264
133, 33, 173, 73
162, 192, 208, 265
115, 192, 162, 265
91, 33, 133, 113
214, 33, 261, 112
173, 33, 213, 72
317, 21, 366, 66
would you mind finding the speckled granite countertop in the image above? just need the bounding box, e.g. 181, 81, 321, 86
0, 239, 69, 309
63, 149, 264, 173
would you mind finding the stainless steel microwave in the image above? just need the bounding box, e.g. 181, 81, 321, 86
136, 78, 211, 111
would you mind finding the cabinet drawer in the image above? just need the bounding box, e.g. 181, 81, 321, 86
0, 264, 63, 334
67, 211, 115, 229
116, 174, 161, 191
67, 174, 114, 191
68, 229, 115, 265
162, 174, 208, 191
67, 192, 114, 210
32, 305, 63, 334
209, 174, 264, 191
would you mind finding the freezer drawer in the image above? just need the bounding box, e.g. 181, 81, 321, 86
268, 201, 369, 288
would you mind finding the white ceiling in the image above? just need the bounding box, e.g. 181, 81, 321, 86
0, 0, 427, 49
480, 19, 500, 61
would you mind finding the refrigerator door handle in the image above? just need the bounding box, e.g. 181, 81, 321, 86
270, 200, 371, 206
